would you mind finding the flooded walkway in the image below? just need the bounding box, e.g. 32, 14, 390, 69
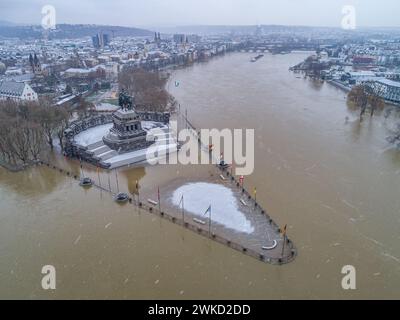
3, 52, 400, 299
39, 158, 296, 265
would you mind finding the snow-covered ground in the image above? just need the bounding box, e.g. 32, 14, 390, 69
171, 183, 254, 234
73, 123, 113, 147
74, 121, 168, 148
104, 143, 177, 168
95, 103, 119, 111
141, 121, 168, 131
72, 121, 176, 168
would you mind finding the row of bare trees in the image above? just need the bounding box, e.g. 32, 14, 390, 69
346, 83, 400, 149
118, 67, 176, 112
347, 83, 385, 121
0, 98, 69, 169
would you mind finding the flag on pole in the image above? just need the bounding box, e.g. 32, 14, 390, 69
281, 224, 288, 257
157, 187, 161, 211
179, 194, 185, 222
204, 205, 211, 217
204, 205, 212, 236
97, 165, 101, 187
178, 194, 184, 207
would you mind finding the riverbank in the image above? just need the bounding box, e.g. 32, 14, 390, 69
38, 157, 297, 265
326, 79, 352, 92
327, 79, 400, 107
2, 52, 400, 299
0, 158, 41, 172
167, 52, 400, 298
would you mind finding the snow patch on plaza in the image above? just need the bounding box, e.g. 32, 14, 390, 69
74, 123, 113, 146
172, 182, 254, 234
72, 121, 176, 168
73, 121, 168, 147
141, 121, 168, 131
95, 103, 119, 111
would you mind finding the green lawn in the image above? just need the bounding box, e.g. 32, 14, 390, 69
101, 98, 119, 106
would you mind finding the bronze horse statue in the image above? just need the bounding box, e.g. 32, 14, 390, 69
118, 90, 135, 111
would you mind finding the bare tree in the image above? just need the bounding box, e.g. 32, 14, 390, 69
119, 67, 176, 112
37, 97, 57, 149
76, 97, 95, 119
347, 83, 385, 121
387, 123, 400, 148
55, 108, 70, 152
0, 99, 69, 169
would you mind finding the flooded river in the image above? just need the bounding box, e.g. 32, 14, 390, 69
1, 52, 399, 299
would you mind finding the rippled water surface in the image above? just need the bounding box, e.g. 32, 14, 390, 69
1, 52, 400, 299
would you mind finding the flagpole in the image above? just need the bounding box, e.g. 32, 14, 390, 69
115, 169, 119, 193
136, 180, 140, 204
79, 158, 83, 179
97, 166, 101, 187
158, 187, 161, 212
209, 206, 212, 237
281, 225, 287, 258
182, 195, 185, 223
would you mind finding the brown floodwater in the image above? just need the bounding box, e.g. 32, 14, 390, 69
1, 52, 400, 299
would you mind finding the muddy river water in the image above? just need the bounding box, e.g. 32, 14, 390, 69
1, 52, 399, 299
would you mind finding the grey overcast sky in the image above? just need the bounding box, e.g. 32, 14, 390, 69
1, 0, 399, 28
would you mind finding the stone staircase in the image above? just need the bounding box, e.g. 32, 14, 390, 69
80, 125, 178, 169
86, 141, 118, 163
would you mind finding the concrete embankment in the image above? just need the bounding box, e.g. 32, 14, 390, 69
38, 159, 297, 266
326, 80, 351, 92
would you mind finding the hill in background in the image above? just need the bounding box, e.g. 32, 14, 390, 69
0, 23, 154, 39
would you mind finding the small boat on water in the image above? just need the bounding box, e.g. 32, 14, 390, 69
251, 54, 264, 62
218, 160, 230, 169
114, 192, 129, 203
79, 177, 93, 187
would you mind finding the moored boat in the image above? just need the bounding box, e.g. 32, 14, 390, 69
114, 192, 129, 203
79, 177, 93, 187
250, 54, 264, 62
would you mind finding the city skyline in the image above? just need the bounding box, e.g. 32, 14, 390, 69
1, 0, 400, 28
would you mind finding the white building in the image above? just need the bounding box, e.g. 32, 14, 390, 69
374, 79, 400, 104
63, 65, 105, 79
0, 81, 38, 102
104, 62, 119, 79
348, 71, 379, 85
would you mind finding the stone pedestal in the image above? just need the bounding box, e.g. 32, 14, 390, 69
103, 108, 154, 153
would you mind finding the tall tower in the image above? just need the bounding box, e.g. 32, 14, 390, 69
30, 53, 41, 73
